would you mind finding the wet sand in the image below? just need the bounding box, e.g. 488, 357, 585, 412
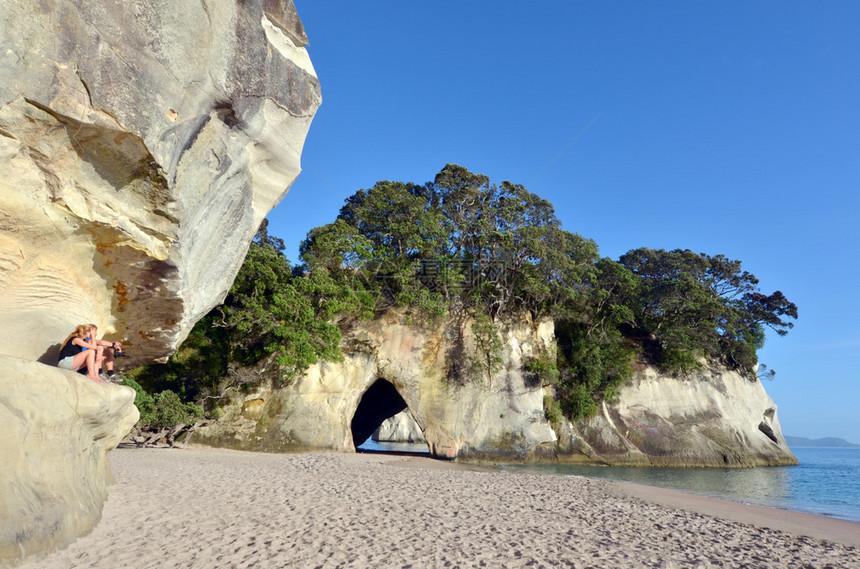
16, 446, 860, 568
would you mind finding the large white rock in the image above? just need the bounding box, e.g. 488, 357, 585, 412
372, 410, 427, 444
196, 312, 795, 467
0, 356, 139, 562
554, 363, 797, 467
0, 0, 320, 365
0, 0, 319, 563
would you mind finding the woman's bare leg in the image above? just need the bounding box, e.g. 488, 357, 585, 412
95, 349, 105, 375
71, 351, 89, 372
85, 350, 102, 382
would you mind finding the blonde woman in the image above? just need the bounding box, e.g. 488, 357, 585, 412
57, 324, 106, 382
85, 324, 122, 381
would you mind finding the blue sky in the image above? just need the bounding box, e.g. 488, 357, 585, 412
269, 2, 860, 443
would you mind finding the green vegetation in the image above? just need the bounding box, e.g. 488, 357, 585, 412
127, 219, 373, 426
130, 164, 797, 426
468, 312, 505, 385
299, 164, 598, 320
122, 376, 203, 429
617, 248, 797, 372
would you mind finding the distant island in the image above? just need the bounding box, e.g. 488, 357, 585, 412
785, 435, 860, 448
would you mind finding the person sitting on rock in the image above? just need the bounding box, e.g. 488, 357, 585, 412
57, 324, 106, 383
85, 324, 122, 381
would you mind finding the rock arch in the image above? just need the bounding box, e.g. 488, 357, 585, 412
350, 378, 410, 448
195, 312, 558, 460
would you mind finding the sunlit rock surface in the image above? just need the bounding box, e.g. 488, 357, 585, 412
198, 310, 795, 466
0, 0, 320, 366
372, 410, 427, 444
0, 0, 319, 563
549, 363, 797, 467
0, 356, 138, 562
195, 312, 558, 460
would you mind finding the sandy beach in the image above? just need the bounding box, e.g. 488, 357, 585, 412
16, 446, 860, 569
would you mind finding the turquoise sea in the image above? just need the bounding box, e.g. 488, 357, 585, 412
504, 447, 860, 523
360, 441, 860, 522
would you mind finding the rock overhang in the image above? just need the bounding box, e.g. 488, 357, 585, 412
0, 0, 321, 366
0, 0, 320, 562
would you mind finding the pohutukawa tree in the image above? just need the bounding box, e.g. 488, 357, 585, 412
300, 163, 599, 321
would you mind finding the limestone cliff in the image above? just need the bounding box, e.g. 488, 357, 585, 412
550, 363, 797, 467
0, 0, 320, 365
199, 310, 795, 467
371, 360, 796, 467
195, 311, 558, 460
0, 356, 139, 562
0, 0, 319, 563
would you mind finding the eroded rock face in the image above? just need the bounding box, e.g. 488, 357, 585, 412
196, 312, 795, 466
372, 410, 427, 444
195, 312, 558, 460
0, 0, 320, 365
551, 363, 797, 467
0, 356, 139, 562
0, 0, 319, 563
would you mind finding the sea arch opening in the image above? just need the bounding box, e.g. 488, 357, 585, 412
351, 378, 429, 455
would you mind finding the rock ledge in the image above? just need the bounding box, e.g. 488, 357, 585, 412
0, 356, 139, 563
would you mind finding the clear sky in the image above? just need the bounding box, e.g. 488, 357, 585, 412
268, 2, 860, 444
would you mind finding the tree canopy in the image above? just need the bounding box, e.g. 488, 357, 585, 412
127, 219, 373, 403
300, 163, 598, 320
616, 248, 797, 371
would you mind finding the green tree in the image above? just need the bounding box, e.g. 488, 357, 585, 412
618, 248, 797, 373
550, 258, 639, 419
131, 219, 372, 407
468, 312, 504, 385
215, 220, 373, 380
301, 164, 597, 321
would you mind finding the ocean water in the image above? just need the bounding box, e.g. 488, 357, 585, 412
501, 447, 860, 522
357, 439, 431, 455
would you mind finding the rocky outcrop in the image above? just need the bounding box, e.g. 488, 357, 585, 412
0, 355, 139, 562
195, 311, 558, 460
1, 0, 319, 563
196, 311, 795, 466
372, 410, 427, 444
548, 363, 797, 467
0, 0, 320, 366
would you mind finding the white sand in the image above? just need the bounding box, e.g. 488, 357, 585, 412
17, 446, 860, 569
